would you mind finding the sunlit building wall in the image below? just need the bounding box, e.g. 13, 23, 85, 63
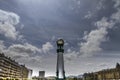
0, 53, 30, 79
83, 63, 120, 80
28, 69, 33, 79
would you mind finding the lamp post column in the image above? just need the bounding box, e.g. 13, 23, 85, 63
56, 39, 65, 80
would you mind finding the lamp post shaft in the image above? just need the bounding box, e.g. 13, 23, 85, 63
56, 39, 65, 80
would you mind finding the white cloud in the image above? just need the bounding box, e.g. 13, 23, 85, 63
80, 17, 114, 57
0, 9, 55, 75
5, 42, 54, 58
112, 0, 120, 8
15, 55, 42, 69
69, 0, 81, 11
85, 63, 93, 66
111, 8, 120, 22
0, 40, 6, 52
0, 41, 54, 73
63, 17, 115, 58
0, 9, 19, 25
0, 40, 53, 71
84, 11, 92, 19
111, 0, 120, 23
6, 43, 41, 58
59, 1, 120, 59
64, 49, 79, 62
81, 1, 120, 57
98, 63, 108, 67
84, 0, 104, 19
0, 22, 19, 40
42, 42, 54, 53
51, 36, 56, 41
76, 0, 81, 7
0, 9, 20, 40
96, 0, 105, 10
80, 28, 107, 57
95, 17, 114, 29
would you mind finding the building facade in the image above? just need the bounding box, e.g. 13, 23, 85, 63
39, 71, 45, 78
28, 69, 33, 79
0, 53, 29, 80
83, 63, 120, 80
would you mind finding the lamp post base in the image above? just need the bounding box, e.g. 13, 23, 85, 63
56, 78, 66, 80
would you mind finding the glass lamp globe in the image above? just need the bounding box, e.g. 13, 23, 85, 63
57, 39, 64, 45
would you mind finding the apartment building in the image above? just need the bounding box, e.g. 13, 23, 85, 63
0, 53, 29, 80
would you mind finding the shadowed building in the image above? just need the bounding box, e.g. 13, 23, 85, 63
32, 71, 45, 80
0, 53, 30, 80
83, 63, 120, 80
39, 71, 45, 78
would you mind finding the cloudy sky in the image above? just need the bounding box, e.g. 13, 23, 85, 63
0, 0, 120, 77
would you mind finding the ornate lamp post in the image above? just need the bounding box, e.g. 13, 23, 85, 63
56, 39, 66, 80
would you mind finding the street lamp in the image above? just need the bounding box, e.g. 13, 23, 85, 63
57, 39, 64, 46
56, 39, 66, 80
56, 39, 64, 53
